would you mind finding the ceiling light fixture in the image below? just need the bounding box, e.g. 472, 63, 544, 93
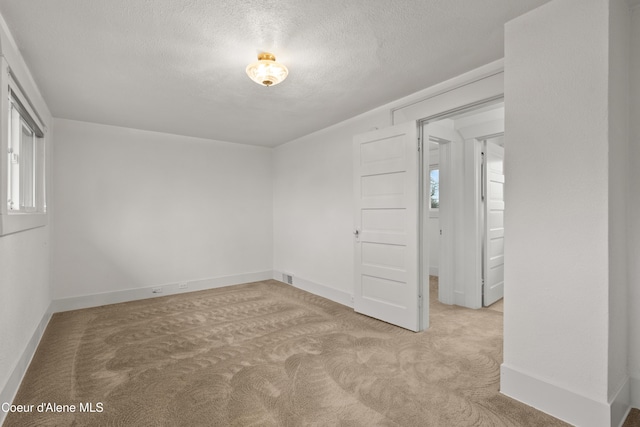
246, 52, 288, 87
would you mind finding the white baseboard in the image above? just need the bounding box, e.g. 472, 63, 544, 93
610, 376, 631, 427
429, 266, 439, 276
631, 376, 640, 409
272, 270, 353, 308
51, 271, 273, 313
501, 364, 611, 427
0, 307, 52, 426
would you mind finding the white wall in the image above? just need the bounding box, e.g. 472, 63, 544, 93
272, 109, 389, 303
0, 14, 53, 421
52, 119, 273, 302
502, 0, 630, 425
629, 3, 640, 408
608, 0, 631, 413
0, 226, 51, 397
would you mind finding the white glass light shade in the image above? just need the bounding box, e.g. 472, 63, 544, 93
246, 52, 288, 87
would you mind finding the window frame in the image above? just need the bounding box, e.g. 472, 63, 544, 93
0, 59, 47, 236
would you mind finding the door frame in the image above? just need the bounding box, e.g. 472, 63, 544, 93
418, 100, 504, 310
457, 119, 505, 308
420, 123, 455, 306
351, 66, 505, 329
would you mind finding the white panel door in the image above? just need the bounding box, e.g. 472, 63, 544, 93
483, 140, 505, 306
353, 122, 421, 331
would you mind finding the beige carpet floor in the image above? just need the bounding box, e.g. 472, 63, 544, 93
624, 408, 640, 427
486, 298, 504, 313
5, 278, 571, 426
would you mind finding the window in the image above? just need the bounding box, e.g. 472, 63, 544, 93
429, 166, 439, 213
1, 63, 47, 235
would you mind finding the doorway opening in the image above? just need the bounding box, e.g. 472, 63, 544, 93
352, 95, 505, 332
420, 100, 505, 311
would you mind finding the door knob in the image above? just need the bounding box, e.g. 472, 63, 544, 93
354, 229, 360, 237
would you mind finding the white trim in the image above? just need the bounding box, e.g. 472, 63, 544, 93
272, 270, 353, 308
457, 119, 505, 141
436, 136, 454, 306
501, 364, 611, 427
0, 307, 52, 426
51, 271, 273, 313
393, 72, 504, 126
631, 375, 640, 408
610, 377, 631, 427
8, 73, 45, 134
276, 60, 504, 148
0, 58, 48, 236
459, 121, 505, 310
429, 266, 439, 276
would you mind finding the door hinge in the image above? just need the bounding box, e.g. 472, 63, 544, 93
418, 138, 422, 152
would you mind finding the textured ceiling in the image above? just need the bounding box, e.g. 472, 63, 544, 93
0, 0, 550, 147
